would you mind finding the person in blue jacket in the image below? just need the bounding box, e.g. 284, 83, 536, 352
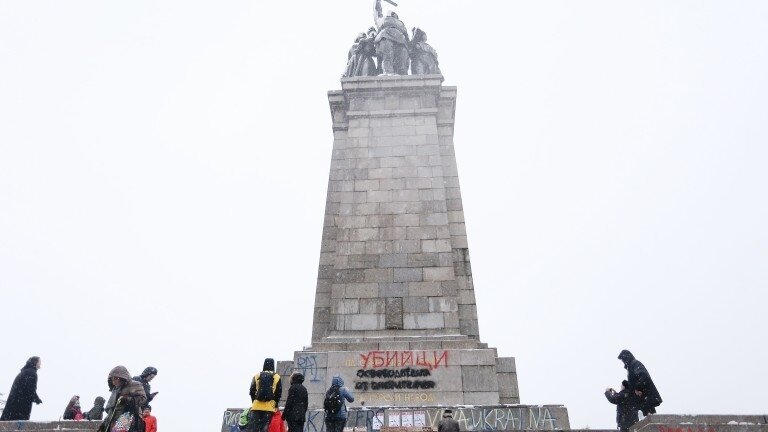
323, 375, 354, 432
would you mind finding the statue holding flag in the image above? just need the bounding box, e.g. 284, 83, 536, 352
372, 0, 410, 75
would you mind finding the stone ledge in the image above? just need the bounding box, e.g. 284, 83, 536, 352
632, 415, 768, 432
347, 108, 440, 119
341, 75, 445, 92
0, 421, 99, 431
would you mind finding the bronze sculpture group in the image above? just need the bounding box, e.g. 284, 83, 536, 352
343, 0, 440, 77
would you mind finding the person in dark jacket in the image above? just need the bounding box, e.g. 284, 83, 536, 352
605, 380, 641, 431
437, 409, 460, 432
282, 373, 308, 432
248, 358, 282, 432
85, 396, 106, 420
0, 356, 43, 421
132, 366, 157, 409
324, 375, 354, 432
618, 350, 662, 415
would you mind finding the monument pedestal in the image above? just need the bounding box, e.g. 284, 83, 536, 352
282, 75, 525, 410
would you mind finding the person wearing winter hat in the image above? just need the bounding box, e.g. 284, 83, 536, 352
438, 409, 459, 432
605, 380, 641, 431
132, 367, 158, 409
99, 366, 147, 432
617, 350, 662, 415
283, 373, 308, 432
324, 375, 354, 432
247, 358, 282, 432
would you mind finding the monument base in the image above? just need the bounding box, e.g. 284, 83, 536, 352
282, 343, 519, 408
222, 405, 570, 432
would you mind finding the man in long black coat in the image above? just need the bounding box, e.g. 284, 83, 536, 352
618, 350, 662, 415
0, 357, 43, 421
282, 373, 308, 432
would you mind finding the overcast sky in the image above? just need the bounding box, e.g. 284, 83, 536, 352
1, 1, 767, 431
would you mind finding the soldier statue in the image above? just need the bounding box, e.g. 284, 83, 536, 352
409, 27, 440, 75
343, 27, 379, 78
372, 0, 410, 75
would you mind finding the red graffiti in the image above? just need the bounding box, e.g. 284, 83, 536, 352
658, 426, 716, 432
360, 351, 449, 370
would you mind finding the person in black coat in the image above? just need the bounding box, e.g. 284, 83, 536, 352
0, 357, 43, 421
618, 350, 662, 415
605, 380, 641, 432
132, 366, 158, 409
282, 373, 308, 432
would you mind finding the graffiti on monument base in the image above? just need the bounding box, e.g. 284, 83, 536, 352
223, 406, 562, 432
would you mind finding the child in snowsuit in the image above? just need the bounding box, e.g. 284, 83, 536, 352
605, 380, 641, 432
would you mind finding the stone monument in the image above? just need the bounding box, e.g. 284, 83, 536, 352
223, 3, 571, 431
258, 72, 573, 432
301, 73, 517, 406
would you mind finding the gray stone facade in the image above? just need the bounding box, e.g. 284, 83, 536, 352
287, 75, 521, 410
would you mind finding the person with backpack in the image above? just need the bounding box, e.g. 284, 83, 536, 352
323, 375, 354, 432
605, 380, 641, 432
283, 373, 308, 432
248, 358, 282, 432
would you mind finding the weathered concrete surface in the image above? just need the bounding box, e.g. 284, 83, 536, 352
632, 415, 768, 432
222, 405, 570, 432
0, 420, 99, 431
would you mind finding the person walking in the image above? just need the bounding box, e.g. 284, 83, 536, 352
605, 380, 641, 432
618, 350, 663, 415
132, 367, 158, 408
63, 395, 84, 420
437, 409, 460, 432
282, 373, 308, 432
142, 405, 158, 432
98, 366, 147, 432
248, 358, 282, 432
0, 356, 43, 421
323, 375, 354, 432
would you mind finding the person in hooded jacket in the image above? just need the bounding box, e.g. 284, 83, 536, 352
605, 380, 641, 431
248, 358, 282, 432
132, 366, 157, 409
63, 395, 84, 420
282, 373, 308, 432
0, 356, 43, 421
86, 396, 106, 421
324, 375, 354, 432
437, 409, 459, 432
98, 366, 147, 432
618, 350, 662, 415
